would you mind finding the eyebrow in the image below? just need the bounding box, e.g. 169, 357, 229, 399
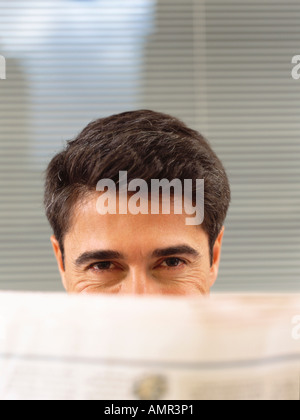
74, 250, 124, 267
74, 245, 200, 267
151, 245, 200, 259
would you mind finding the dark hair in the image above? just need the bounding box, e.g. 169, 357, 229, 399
44, 110, 231, 265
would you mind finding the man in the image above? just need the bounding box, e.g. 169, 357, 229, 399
44, 110, 231, 295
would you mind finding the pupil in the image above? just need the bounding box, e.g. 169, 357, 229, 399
167, 258, 180, 267
98, 262, 111, 270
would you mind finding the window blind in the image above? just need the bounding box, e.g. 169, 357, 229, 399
202, 0, 300, 292
0, 0, 299, 292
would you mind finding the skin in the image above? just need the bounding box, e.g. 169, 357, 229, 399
51, 193, 224, 296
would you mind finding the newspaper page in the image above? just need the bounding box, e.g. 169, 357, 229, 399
0, 292, 299, 400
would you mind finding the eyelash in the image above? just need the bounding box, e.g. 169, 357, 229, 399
88, 258, 187, 272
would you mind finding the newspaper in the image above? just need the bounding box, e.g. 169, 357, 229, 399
0, 292, 299, 400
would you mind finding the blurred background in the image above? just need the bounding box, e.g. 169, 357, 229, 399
0, 0, 299, 293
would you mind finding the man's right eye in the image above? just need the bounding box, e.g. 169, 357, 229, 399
90, 261, 113, 271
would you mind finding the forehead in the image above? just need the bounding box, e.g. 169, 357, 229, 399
65, 192, 208, 256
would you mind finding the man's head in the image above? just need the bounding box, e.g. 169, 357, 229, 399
44, 110, 231, 295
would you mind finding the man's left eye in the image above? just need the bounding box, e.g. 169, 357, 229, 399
161, 258, 186, 268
